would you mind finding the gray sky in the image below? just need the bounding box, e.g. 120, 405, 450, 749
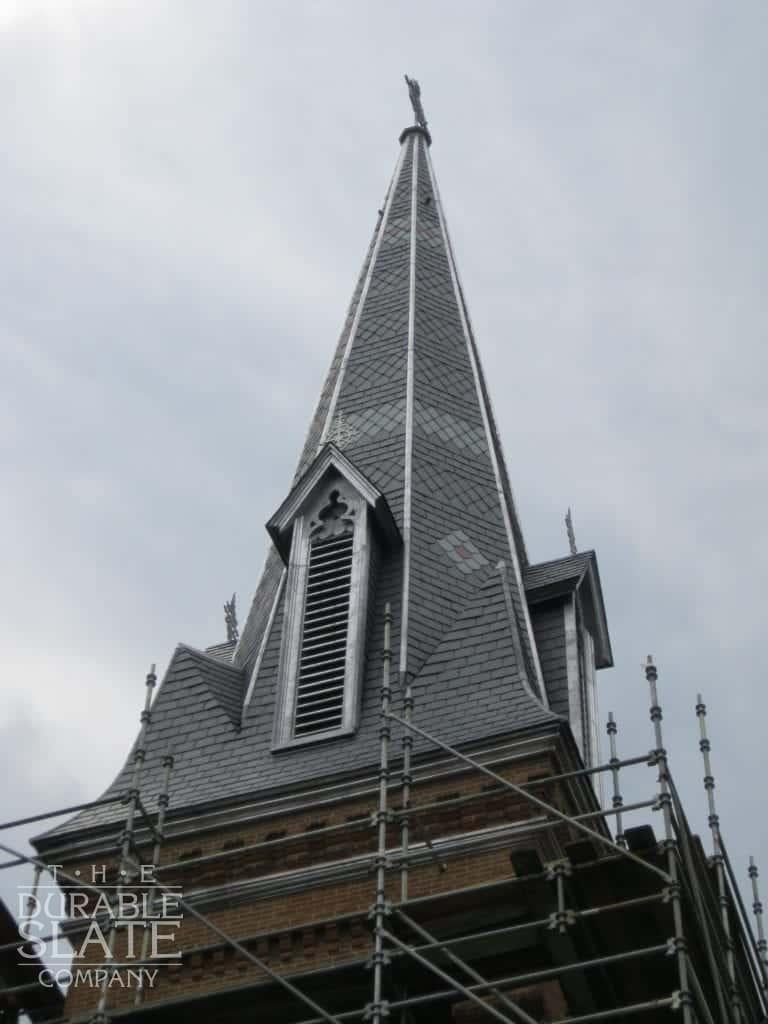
1, 0, 766, 945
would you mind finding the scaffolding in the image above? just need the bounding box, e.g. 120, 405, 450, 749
1, 620, 767, 1024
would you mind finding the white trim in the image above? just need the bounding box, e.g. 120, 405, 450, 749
399, 133, 419, 675
582, 624, 603, 803
423, 146, 546, 699
498, 561, 550, 711
272, 517, 311, 746
343, 505, 370, 730
564, 596, 584, 756
268, 443, 399, 555
272, 479, 371, 749
318, 143, 408, 449
241, 570, 286, 723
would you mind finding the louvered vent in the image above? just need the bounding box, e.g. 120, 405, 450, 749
293, 532, 354, 736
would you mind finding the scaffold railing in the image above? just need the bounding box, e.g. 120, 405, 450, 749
1, 635, 767, 1024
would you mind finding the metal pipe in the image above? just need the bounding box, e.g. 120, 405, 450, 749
109, 933, 671, 1024
391, 791, 654, 828
748, 857, 768, 976
0, 840, 111, 901
93, 663, 156, 1023
0, 795, 127, 833
148, 876, 343, 1024
21, 863, 41, 934
394, 909, 537, 1024
553, 998, 675, 1023
667, 772, 737, 1024
134, 745, 175, 1006
644, 656, 692, 1024
391, 933, 669, 989
380, 927, 520, 1024
547, 858, 572, 934
381, 932, 669, 1016
384, 710, 670, 883
34, 749, 654, 875
134, 795, 163, 845
0, 830, 345, 1021
696, 693, 739, 1020
154, 816, 372, 875
400, 668, 413, 904
606, 713, 625, 847
292, 984, 673, 1024
35, 889, 664, 972
719, 836, 768, 1003
386, 799, 658, 868
384, 894, 668, 971
686, 955, 718, 1024
370, 603, 392, 1024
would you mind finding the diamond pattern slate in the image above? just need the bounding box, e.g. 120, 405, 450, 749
437, 530, 491, 573
41, 130, 557, 845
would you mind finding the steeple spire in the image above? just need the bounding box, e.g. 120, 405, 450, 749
237, 91, 545, 703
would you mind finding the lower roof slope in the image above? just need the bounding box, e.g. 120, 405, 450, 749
37, 562, 559, 847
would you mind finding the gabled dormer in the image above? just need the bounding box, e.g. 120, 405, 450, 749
524, 551, 612, 771
267, 445, 400, 749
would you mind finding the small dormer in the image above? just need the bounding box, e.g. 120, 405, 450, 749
524, 551, 613, 771
267, 445, 400, 749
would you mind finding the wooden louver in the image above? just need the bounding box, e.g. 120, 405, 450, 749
293, 532, 354, 736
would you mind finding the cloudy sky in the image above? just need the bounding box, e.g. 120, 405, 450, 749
1, 0, 766, 946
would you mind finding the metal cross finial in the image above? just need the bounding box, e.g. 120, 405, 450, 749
404, 75, 428, 129
224, 593, 239, 643
565, 507, 578, 555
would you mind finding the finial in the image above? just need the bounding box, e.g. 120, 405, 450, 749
404, 75, 428, 129
565, 507, 578, 555
326, 411, 359, 449
224, 593, 239, 643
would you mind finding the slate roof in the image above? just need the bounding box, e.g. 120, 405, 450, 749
524, 550, 613, 669
523, 552, 594, 594
37, 121, 574, 848
235, 126, 541, 693
38, 563, 558, 843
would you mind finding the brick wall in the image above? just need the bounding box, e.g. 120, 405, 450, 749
61, 748, 587, 1019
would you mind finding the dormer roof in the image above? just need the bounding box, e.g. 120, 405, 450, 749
266, 443, 401, 561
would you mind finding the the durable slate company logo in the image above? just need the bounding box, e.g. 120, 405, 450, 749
17, 864, 183, 990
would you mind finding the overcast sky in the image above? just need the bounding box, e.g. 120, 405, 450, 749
1, 0, 766, 946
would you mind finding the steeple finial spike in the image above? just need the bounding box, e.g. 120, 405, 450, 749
404, 75, 428, 129
565, 507, 578, 555
224, 593, 239, 643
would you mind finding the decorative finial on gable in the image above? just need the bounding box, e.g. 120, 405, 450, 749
404, 75, 428, 129
224, 593, 239, 643
565, 507, 578, 555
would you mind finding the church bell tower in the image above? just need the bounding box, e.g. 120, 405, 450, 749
33, 81, 664, 1024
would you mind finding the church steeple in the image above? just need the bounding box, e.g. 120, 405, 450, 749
37, 82, 613, 877
237, 83, 546, 713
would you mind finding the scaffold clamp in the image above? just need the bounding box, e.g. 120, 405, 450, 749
363, 1000, 390, 1019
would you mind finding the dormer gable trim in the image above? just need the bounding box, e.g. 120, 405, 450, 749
523, 551, 613, 670
267, 443, 401, 563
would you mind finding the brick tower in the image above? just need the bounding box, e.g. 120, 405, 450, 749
29, 84, 765, 1024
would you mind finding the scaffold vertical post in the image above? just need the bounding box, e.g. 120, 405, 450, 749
400, 667, 413, 904
748, 858, 768, 985
368, 604, 392, 1024
645, 656, 692, 1023
696, 693, 740, 1020
92, 663, 157, 1024
606, 712, 625, 847
134, 743, 175, 1006
21, 864, 41, 932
